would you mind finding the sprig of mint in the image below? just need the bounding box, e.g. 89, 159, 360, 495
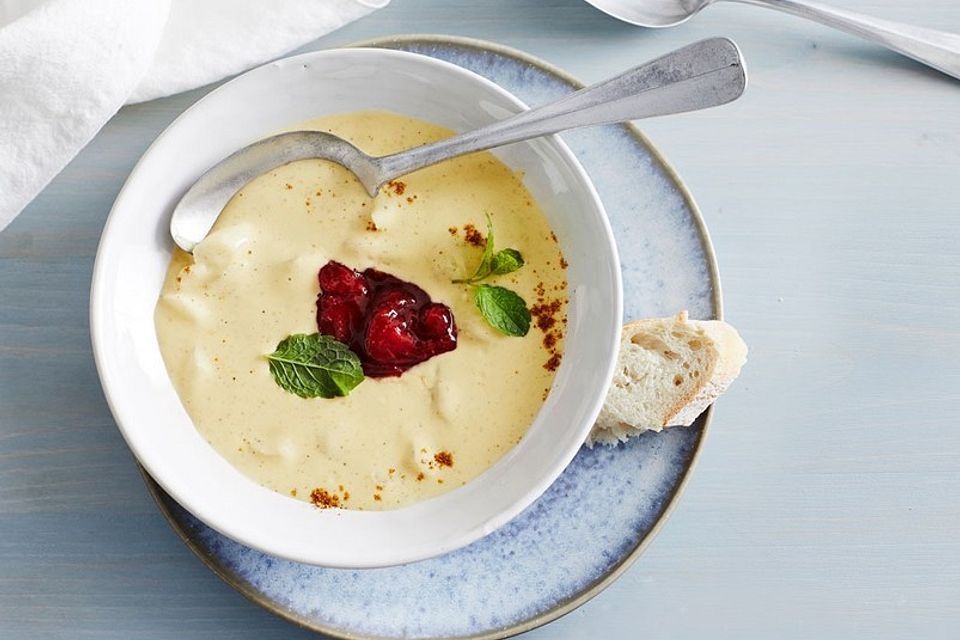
453, 214, 531, 337
266, 333, 364, 398
453, 213, 525, 284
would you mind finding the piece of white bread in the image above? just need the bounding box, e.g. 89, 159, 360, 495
587, 311, 747, 447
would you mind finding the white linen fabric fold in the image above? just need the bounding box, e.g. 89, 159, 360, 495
0, 0, 388, 232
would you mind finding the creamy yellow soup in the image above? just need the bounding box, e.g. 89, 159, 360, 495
155, 111, 568, 510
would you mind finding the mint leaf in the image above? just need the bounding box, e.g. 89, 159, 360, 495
490, 248, 524, 275
473, 284, 531, 337
266, 333, 364, 398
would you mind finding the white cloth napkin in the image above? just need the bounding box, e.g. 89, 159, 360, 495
0, 0, 388, 233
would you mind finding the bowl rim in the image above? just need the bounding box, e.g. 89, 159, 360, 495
90, 46, 623, 568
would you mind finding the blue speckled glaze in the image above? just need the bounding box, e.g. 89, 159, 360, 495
155, 38, 718, 639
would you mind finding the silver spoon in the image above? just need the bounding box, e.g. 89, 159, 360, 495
585, 0, 960, 80
171, 38, 745, 253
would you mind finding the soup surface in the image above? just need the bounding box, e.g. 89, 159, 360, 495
155, 111, 568, 510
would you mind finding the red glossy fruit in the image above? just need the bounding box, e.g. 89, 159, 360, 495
318, 261, 367, 297
316, 261, 457, 377
316, 297, 361, 344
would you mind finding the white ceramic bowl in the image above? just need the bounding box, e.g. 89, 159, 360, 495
91, 48, 622, 568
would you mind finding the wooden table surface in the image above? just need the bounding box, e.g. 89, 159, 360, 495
2, 1, 959, 638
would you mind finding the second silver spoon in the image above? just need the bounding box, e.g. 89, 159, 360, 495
585, 0, 960, 80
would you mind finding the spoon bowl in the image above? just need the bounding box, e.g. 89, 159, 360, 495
170, 131, 380, 252
584, 0, 708, 27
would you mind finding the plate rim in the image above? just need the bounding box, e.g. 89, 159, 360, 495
141, 33, 723, 640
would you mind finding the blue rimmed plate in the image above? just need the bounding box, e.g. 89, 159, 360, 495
143, 34, 721, 639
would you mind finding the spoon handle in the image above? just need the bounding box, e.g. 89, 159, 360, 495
373, 38, 746, 184
737, 0, 960, 80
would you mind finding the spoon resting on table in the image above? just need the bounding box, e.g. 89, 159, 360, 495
171, 37, 746, 253
585, 0, 960, 80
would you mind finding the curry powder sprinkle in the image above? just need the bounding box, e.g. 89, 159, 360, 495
543, 333, 557, 350
310, 488, 340, 509
531, 299, 563, 333
434, 451, 454, 468
544, 353, 562, 372
463, 223, 484, 247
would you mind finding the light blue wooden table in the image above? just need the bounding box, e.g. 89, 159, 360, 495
2, 1, 959, 638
